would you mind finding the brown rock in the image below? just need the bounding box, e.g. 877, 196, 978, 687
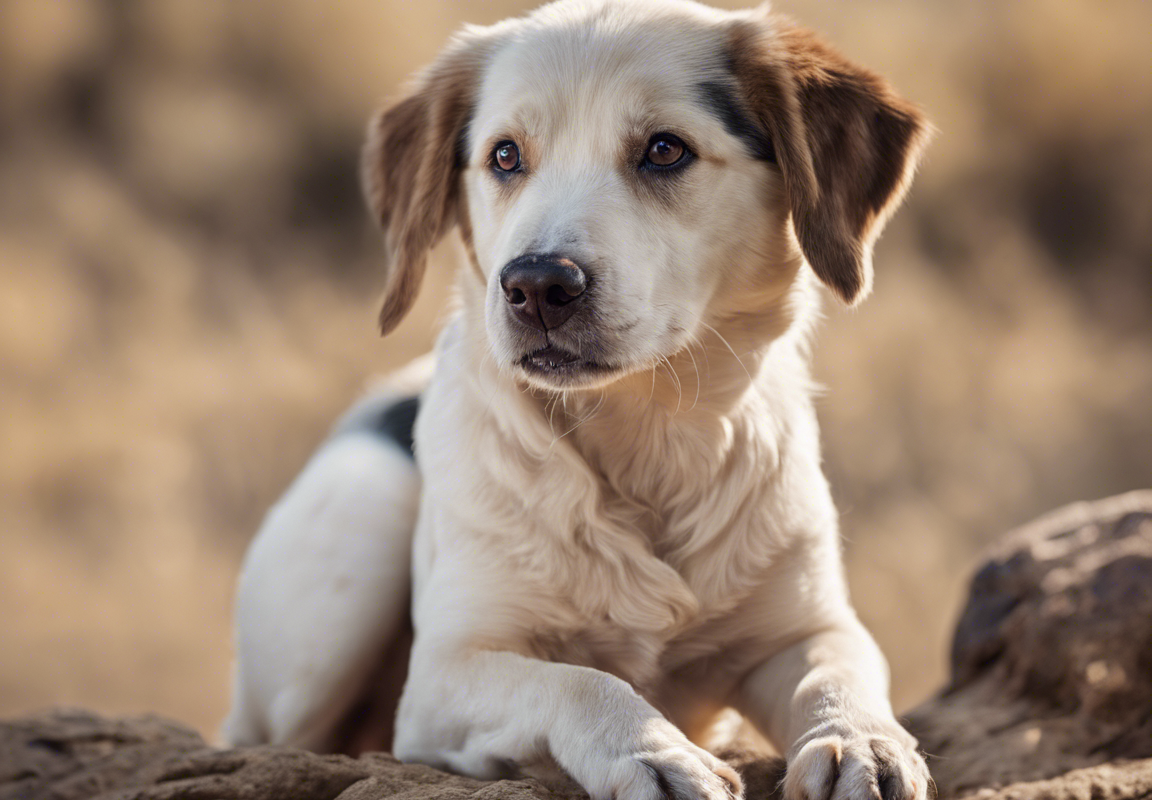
906, 490, 1152, 797
0, 708, 559, 799
0, 708, 786, 800
955, 760, 1152, 800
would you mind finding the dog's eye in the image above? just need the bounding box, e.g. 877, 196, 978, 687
644, 134, 687, 168
494, 142, 521, 172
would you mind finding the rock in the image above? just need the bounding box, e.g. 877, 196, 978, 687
2, 492, 1150, 799
0, 708, 786, 800
956, 760, 1152, 800
0, 708, 560, 800
906, 490, 1152, 798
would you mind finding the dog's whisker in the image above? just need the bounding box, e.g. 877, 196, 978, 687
685, 342, 702, 412
698, 321, 753, 385
555, 388, 606, 443
659, 354, 684, 415
545, 392, 562, 440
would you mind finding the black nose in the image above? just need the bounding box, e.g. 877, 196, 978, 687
499, 254, 588, 332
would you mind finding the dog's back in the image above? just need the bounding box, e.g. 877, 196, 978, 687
223, 360, 430, 751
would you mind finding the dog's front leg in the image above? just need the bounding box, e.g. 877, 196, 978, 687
394, 648, 742, 800
737, 620, 930, 800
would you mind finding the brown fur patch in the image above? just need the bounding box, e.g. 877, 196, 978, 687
362, 34, 499, 334
727, 16, 931, 304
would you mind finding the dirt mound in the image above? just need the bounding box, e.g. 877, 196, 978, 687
0, 708, 788, 800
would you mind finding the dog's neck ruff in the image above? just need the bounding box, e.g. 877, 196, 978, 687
511, 287, 818, 495
461, 292, 819, 557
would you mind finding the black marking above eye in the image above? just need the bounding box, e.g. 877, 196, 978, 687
695, 81, 776, 163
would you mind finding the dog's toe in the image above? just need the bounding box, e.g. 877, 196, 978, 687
597, 744, 742, 800
783, 733, 929, 800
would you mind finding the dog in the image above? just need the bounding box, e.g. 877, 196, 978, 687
223, 1, 932, 798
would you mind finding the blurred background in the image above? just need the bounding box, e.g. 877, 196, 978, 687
1, 0, 1150, 740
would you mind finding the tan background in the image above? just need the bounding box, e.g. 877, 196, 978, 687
1, 0, 1150, 740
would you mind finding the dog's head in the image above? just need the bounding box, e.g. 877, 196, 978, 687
363, 0, 930, 391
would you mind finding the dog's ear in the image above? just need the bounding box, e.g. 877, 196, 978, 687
363, 32, 496, 334
728, 17, 931, 304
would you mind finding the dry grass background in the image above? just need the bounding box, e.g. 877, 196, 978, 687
1, 0, 1149, 740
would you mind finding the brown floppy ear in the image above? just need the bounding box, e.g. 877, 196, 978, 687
729, 17, 932, 304
362, 32, 496, 334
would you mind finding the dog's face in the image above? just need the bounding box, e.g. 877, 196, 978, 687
364, 0, 929, 391
467, 5, 789, 389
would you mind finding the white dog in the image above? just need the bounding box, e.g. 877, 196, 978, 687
224, 2, 932, 799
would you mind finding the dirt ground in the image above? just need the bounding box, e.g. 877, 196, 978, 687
1, 0, 1150, 739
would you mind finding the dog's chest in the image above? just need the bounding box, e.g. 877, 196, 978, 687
528, 603, 717, 692
526, 568, 766, 699
529, 621, 667, 688
443, 376, 799, 687
520, 498, 767, 690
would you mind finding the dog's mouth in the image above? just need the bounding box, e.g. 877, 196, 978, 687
517, 345, 612, 380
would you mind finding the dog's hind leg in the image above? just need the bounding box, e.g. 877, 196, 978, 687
222, 360, 429, 753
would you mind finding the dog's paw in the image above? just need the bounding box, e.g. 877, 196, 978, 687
783, 731, 929, 800
585, 734, 743, 800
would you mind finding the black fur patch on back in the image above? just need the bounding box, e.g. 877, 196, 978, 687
370, 395, 419, 458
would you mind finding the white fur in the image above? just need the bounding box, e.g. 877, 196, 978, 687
227, 2, 931, 799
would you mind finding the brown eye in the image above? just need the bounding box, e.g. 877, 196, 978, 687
494, 142, 520, 171
645, 135, 686, 168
